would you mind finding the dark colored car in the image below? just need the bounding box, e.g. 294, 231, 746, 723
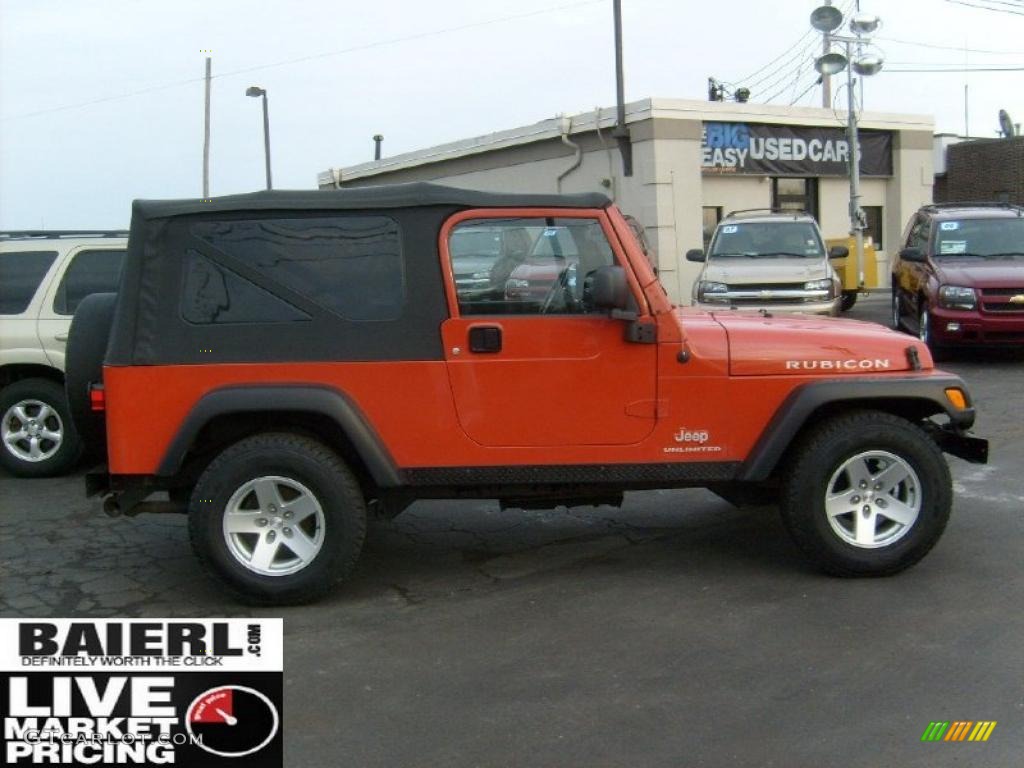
891, 202, 1024, 355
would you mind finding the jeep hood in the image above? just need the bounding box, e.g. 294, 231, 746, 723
705, 310, 929, 376
701, 257, 829, 284
934, 257, 1024, 288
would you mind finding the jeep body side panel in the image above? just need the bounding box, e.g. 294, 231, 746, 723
739, 375, 977, 480
155, 385, 402, 486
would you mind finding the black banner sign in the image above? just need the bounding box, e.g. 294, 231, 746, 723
701, 122, 893, 177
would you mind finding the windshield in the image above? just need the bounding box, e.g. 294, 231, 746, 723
710, 221, 825, 258
934, 217, 1024, 258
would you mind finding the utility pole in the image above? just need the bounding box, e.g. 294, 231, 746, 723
202, 57, 211, 197
821, 0, 832, 108
611, 0, 632, 176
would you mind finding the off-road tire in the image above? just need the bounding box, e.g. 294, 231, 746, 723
0, 378, 82, 477
65, 292, 118, 456
779, 410, 951, 577
188, 432, 367, 605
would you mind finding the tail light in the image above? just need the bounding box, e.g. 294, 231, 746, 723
89, 384, 106, 412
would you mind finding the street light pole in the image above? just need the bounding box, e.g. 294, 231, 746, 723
811, 5, 882, 291
843, 39, 866, 287
246, 86, 272, 190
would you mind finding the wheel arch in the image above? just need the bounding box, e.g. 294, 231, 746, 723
157, 386, 402, 492
739, 377, 973, 482
0, 363, 64, 390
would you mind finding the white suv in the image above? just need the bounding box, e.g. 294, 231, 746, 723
687, 210, 845, 315
0, 231, 127, 476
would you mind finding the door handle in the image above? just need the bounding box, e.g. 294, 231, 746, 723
468, 326, 502, 353
54, 332, 69, 342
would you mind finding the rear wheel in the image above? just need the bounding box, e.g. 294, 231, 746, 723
779, 410, 951, 576
0, 378, 82, 477
188, 433, 367, 604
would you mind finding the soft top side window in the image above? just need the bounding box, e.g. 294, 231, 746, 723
449, 217, 615, 316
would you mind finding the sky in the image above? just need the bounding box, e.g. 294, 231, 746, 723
1, 0, 1021, 229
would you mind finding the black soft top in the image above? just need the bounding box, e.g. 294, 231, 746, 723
133, 182, 611, 220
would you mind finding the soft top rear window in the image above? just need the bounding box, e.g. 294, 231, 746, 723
192, 215, 404, 322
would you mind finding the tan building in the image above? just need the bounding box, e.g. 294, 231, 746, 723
318, 98, 934, 304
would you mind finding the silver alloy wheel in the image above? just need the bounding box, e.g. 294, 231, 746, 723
222, 475, 326, 576
919, 308, 930, 344
825, 450, 922, 549
2, 399, 64, 463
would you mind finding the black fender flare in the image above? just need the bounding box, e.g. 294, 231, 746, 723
156, 385, 401, 487
739, 376, 976, 481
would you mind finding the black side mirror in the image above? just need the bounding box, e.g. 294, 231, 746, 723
591, 265, 629, 310
828, 245, 849, 258
685, 248, 706, 263
899, 247, 926, 263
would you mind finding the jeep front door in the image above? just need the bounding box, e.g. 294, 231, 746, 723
440, 212, 657, 448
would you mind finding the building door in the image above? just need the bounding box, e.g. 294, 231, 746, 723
441, 212, 657, 447
772, 177, 819, 220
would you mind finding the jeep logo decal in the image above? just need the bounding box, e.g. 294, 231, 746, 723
674, 428, 710, 443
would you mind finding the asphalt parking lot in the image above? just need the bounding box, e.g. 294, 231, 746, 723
1, 291, 1021, 767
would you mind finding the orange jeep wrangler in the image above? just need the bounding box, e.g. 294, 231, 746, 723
67, 184, 988, 604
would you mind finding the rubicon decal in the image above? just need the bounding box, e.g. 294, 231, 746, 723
785, 359, 892, 371
0, 619, 283, 767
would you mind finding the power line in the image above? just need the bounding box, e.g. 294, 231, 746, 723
884, 65, 1024, 71
876, 36, 1023, 55
731, 0, 855, 87
943, 0, 1024, 16
3, 0, 605, 121
789, 77, 821, 106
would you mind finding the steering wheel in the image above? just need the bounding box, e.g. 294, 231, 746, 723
540, 265, 579, 314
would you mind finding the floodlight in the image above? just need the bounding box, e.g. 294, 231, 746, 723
810, 5, 843, 32
852, 54, 884, 76
814, 52, 849, 76
849, 13, 881, 35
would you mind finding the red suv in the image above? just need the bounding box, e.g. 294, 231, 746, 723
891, 202, 1024, 355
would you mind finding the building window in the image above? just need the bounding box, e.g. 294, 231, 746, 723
771, 177, 819, 220
863, 206, 883, 249
702, 207, 722, 249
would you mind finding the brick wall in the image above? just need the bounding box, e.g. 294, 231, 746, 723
934, 137, 1024, 204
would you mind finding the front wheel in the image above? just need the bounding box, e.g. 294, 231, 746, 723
779, 410, 951, 577
918, 305, 949, 361
188, 433, 367, 604
840, 291, 858, 312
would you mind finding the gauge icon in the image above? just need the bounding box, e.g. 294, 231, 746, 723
185, 685, 279, 758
